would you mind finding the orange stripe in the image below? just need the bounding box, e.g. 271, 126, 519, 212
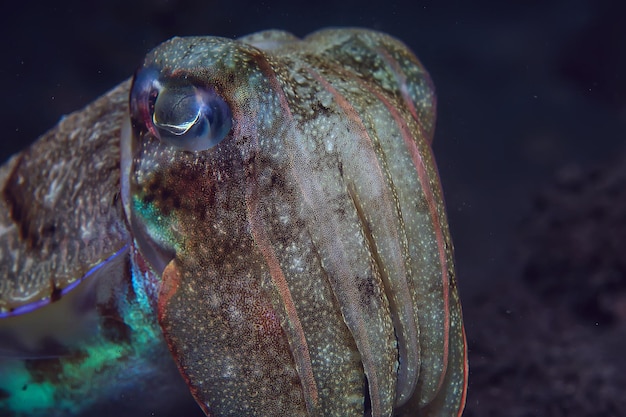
457, 325, 469, 417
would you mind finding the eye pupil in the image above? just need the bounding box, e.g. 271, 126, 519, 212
153, 87, 202, 136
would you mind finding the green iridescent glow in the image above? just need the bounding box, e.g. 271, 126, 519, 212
132, 194, 181, 252
0, 265, 166, 417
0, 360, 55, 413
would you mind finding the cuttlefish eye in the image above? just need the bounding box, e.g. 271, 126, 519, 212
130, 68, 232, 151
152, 85, 232, 151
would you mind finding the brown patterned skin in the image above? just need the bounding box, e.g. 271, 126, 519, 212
0, 80, 131, 314
0, 29, 467, 416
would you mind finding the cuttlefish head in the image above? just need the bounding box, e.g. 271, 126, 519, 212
121, 29, 466, 417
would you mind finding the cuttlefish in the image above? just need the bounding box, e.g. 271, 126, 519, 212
0, 28, 467, 417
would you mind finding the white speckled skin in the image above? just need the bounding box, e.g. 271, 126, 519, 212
0, 28, 467, 417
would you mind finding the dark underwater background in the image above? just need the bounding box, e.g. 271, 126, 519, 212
1, 0, 626, 416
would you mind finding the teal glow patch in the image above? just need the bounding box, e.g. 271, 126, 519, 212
0, 360, 54, 413
132, 194, 180, 252
0, 268, 167, 417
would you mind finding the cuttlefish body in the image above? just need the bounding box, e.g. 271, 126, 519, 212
0, 29, 467, 416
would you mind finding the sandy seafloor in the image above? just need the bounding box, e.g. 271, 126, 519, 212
1, 0, 625, 416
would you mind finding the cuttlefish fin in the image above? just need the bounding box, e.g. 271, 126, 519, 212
0, 80, 132, 317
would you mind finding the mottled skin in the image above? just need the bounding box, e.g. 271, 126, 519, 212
0, 82, 201, 417
0, 29, 467, 416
